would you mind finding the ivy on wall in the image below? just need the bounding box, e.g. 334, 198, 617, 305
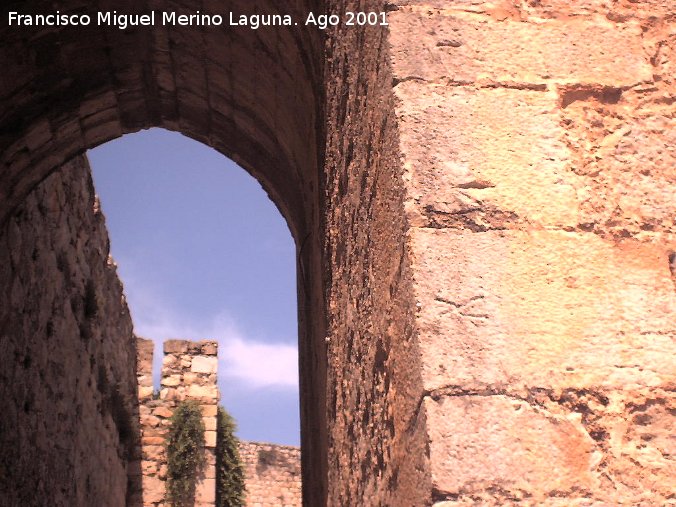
216, 406, 246, 507
166, 400, 206, 507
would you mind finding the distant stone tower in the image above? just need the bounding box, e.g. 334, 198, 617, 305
134, 338, 302, 507
136, 338, 219, 507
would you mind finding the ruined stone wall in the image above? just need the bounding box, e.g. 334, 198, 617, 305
0, 155, 140, 506
137, 338, 219, 507
137, 338, 303, 507
386, 0, 675, 505
239, 441, 302, 507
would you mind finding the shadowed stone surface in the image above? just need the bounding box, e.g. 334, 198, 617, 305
2, 1, 328, 503
0, 156, 140, 506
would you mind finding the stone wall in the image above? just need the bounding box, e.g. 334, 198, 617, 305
324, 0, 675, 505
137, 338, 303, 507
0, 155, 140, 506
239, 441, 302, 507
323, 2, 431, 505
136, 338, 219, 507
386, 1, 675, 505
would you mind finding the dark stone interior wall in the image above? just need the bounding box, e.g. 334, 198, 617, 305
0, 156, 139, 507
2, 1, 434, 505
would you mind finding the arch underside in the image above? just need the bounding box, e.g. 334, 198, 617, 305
0, 0, 323, 239
0, 0, 328, 504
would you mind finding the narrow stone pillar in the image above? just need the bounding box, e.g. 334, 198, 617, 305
137, 338, 219, 507
137, 338, 155, 402
161, 340, 219, 507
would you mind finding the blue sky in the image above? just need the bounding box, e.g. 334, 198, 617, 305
88, 128, 300, 446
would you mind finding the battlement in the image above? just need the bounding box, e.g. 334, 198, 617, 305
135, 338, 301, 507
136, 338, 219, 506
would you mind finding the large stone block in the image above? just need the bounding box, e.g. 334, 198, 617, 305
559, 92, 676, 236
425, 395, 599, 498
195, 478, 216, 504
203, 416, 217, 431
187, 384, 219, 401
142, 475, 165, 504
153, 406, 173, 419
200, 340, 218, 355
204, 430, 217, 448
138, 385, 154, 400
410, 228, 676, 391
164, 339, 190, 354
191, 355, 218, 374
389, 9, 652, 86
161, 375, 181, 387
396, 83, 578, 228
200, 405, 217, 417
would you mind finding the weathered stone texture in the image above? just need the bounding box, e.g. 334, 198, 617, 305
412, 229, 675, 391
426, 395, 600, 498
389, 0, 675, 504
323, 2, 431, 505
0, 156, 139, 506
396, 84, 578, 229
1, 0, 674, 505
391, 9, 651, 87
239, 441, 302, 507
136, 339, 219, 507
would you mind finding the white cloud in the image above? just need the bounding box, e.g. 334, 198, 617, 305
219, 333, 298, 389
117, 262, 298, 390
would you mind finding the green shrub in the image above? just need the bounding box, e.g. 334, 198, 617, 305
216, 406, 246, 507
166, 400, 206, 506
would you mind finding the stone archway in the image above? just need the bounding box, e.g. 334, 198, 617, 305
0, 1, 331, 504
4, 1, 673, 506
0, 0, 323, 238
